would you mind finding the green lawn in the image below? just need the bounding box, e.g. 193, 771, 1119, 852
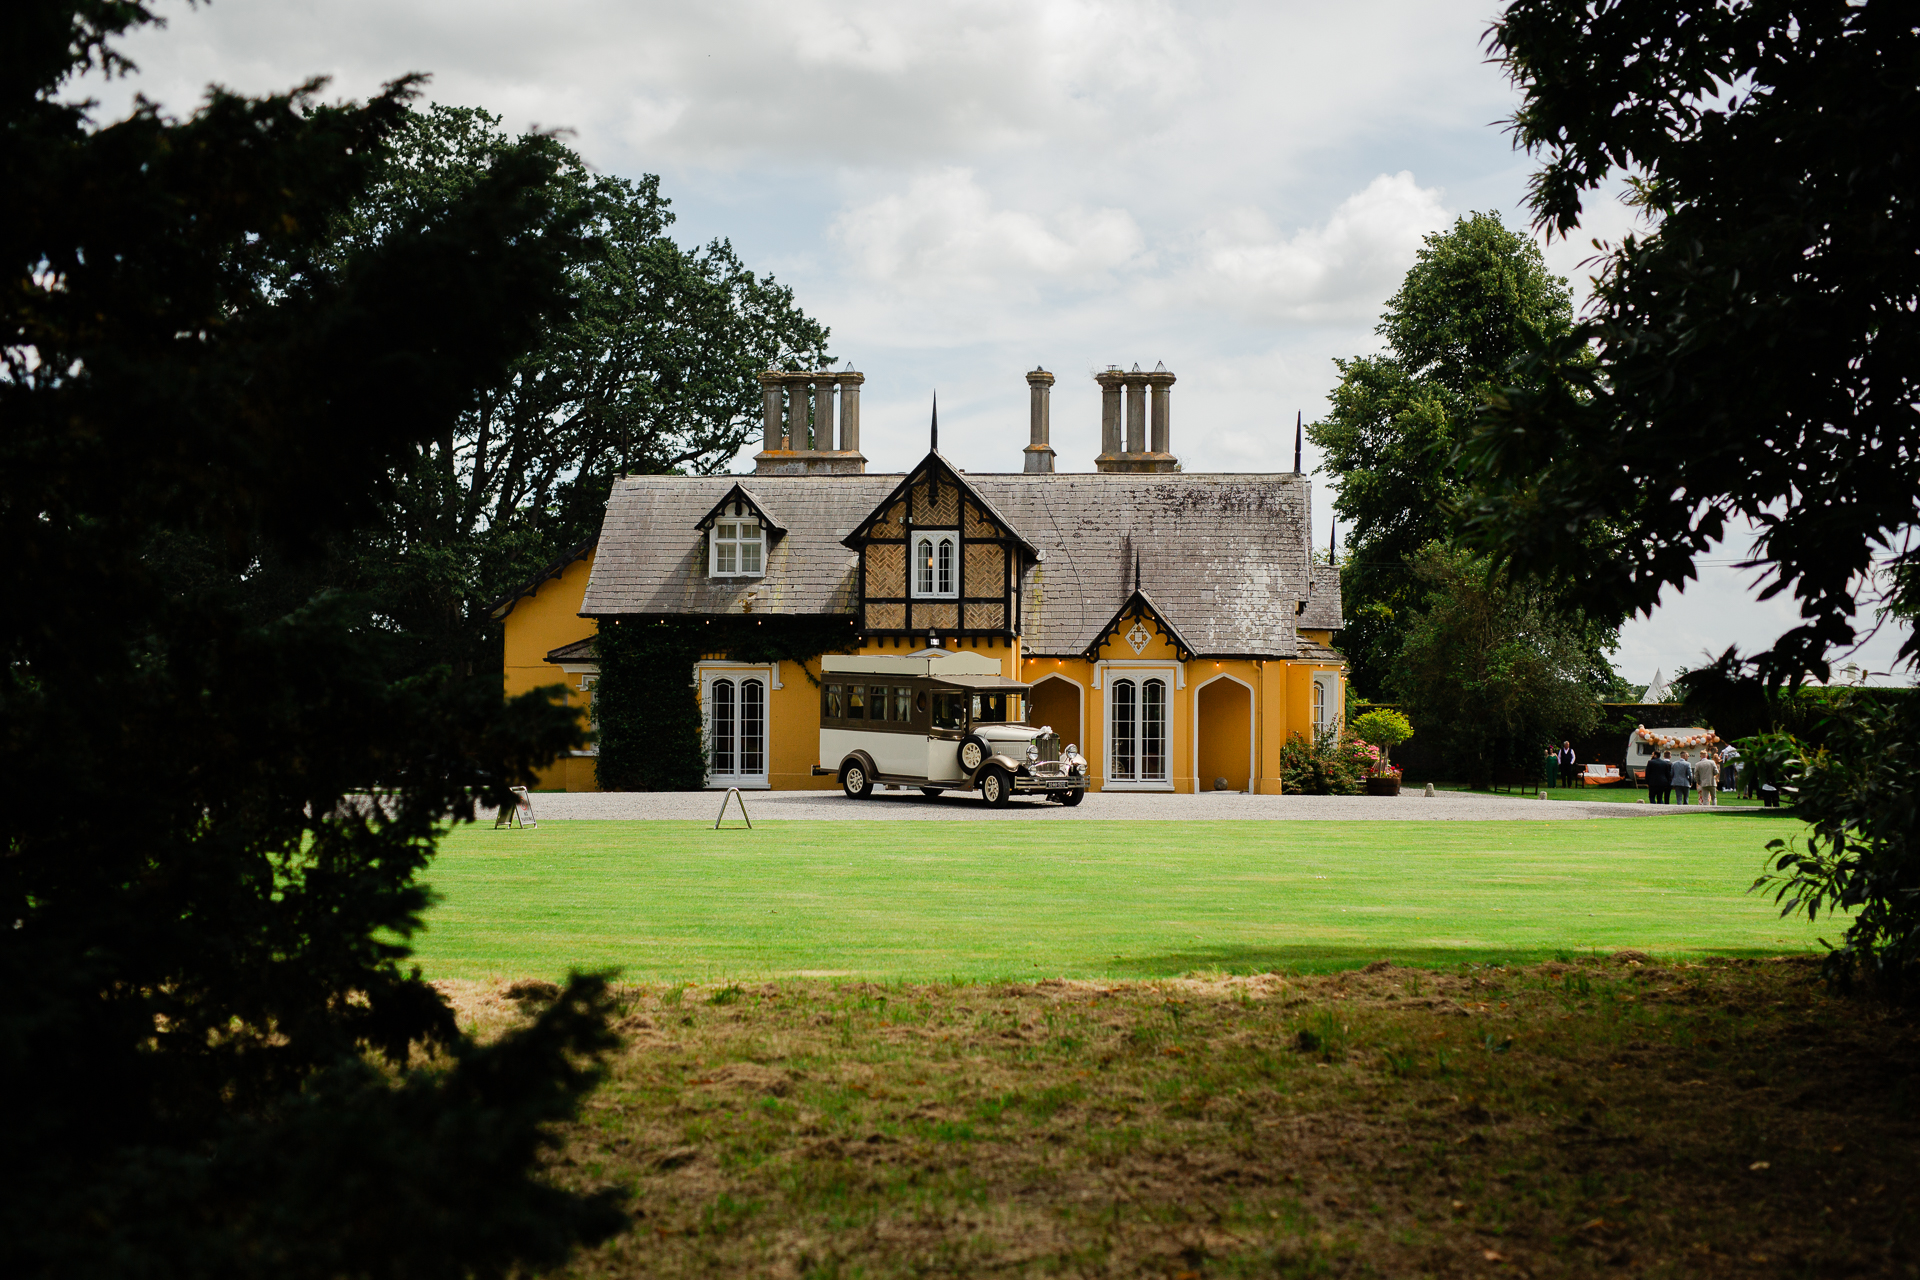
412, 813, 1829, 982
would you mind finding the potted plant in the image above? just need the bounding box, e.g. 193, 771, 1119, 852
1351, 708, 1414, 796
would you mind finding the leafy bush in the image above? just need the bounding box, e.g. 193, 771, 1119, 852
1279, 727, 1376, 796
1751, 694, 1920, 994
1350, 708, 1414, 774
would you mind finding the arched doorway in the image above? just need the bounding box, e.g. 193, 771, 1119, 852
1028, 674, 1084, 751
1195, 676, 1252, 792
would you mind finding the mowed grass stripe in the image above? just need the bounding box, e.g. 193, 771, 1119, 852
413, 815, 1826, 981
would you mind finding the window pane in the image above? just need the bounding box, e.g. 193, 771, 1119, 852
1142, 679, 1166, 780
1111, 678, 1136, 780
718, 522, 736, 540
712, 679, 735, 775
741, 539, 761, 574
717, 540, 736, 574
848, 686, 865, 720
937, 537, 953, 595
869, 686, 890, 721
825, 684, 843, 719
932, 692, 965, 731
894, 686, 913, 723
740, 679, 764, 773
916, 538, 934, 595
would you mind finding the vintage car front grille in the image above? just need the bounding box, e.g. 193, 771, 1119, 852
1034, 731, 1061, 763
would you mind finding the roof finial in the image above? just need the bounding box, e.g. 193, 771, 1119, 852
1294, 410, 1303, 473
930, 391, 939, 452
1133, 550, 1141, 594
1330, 517, 1337, 561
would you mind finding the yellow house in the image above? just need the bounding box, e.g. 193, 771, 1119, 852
499, 363, 1344, 793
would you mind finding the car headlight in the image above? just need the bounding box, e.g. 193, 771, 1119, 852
1026, 744, 1040, 762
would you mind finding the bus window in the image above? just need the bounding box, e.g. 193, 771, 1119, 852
932, 691, 967, 731
893, 686, 912, 723
847, 686, 865, 720
824, 684, 843, 719
868, 686, 890, 721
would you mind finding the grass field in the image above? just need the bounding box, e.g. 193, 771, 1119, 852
413, 813, 1826, 982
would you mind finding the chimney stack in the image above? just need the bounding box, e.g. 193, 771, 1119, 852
1095, 361, 1178, 473
1023, 367, 1056, 473
754, 368, 867, 475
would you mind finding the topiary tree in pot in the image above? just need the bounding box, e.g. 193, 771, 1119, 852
1351, 708, 1415, 794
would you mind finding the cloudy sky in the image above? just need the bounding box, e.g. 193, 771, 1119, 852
87, 0, 1912, 686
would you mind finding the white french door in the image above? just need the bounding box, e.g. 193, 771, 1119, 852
1107, 674, 1169, 787
705, 672, 768, 788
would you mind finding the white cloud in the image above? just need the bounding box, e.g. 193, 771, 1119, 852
1179, 171, 1451, 324
832, 169, 1148, 294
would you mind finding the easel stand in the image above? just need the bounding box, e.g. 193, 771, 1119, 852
494, 786, 537, 829
714, 788, 753, 829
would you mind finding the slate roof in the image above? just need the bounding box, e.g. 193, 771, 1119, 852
545, 637, 597, 664
581, 468, 1336, 660
1299, 564, 1345, 630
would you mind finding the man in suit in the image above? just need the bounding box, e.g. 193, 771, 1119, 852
1647, 750, 1671, 803
1692, 750, 1719, 806
1558, 741, 1577, 789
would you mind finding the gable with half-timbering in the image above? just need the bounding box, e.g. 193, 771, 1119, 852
846, 455, 1032, 639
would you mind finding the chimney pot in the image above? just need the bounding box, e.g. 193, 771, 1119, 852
1024, 367, 1056, 473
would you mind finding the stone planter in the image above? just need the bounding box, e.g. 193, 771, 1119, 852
1365, 776, 1402, 797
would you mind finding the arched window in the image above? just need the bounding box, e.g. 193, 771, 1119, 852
911, 531, 958, 598
706, 674, 768, 785
1108, 677, 1168, 783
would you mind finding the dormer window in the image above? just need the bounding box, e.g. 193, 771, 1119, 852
709, 504, 764, 577
911, 531, 957, 598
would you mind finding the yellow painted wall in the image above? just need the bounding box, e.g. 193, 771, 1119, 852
499, 549, 598, 791
1195, 675, 1252, 792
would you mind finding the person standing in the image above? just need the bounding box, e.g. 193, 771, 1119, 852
1544, 746, 1560, 790
1558, 740, 1577, 789
1671, 751, 1692, 805
1720, 744, 1739, 798
1647, 749, 1671, 804
1692, 750, 1719, 806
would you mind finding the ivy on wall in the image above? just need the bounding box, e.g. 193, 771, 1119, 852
594, 614, 859, 791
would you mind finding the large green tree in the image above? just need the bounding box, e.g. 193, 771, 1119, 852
1392, 544, 1601, 791
1307, 211, 1605, 697
1463, 0, 1919, 685
1467, 0, 1918, 987
2, 5, 625, 1274
305, 105, 832, 676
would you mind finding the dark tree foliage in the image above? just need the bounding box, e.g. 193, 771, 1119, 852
2, 6, 624, 1276
299, 104, 833, 677
1391, 544, 1600, 790
1750, 694, 1920, 992
1464, 0, 1920, 685
1306, 212, 1621, 697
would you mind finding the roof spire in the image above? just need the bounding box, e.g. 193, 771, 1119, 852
1133, 550, 1141, 594
930, 391, 939, 452
1294, 410, 1303, 473
1330, 516, 1337, 561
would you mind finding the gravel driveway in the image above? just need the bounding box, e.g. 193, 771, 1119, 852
491, 788, 1727, 822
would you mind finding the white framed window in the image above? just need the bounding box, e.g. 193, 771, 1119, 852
708, 504, 764, 577
699, 663, 777, 788
1312, 673, 1339, 739
911, 530, 958, 598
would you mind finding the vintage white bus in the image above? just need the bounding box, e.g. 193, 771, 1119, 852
814, 649, 1088, 805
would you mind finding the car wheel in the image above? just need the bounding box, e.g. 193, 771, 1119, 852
1055, 788, 1085, 807
841, 761, 872, 799
957, 735, 988, 773
919, 787, 943, 797
980, 766, 1012, 807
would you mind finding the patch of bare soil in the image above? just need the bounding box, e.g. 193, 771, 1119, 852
452, 960, 1920, 1278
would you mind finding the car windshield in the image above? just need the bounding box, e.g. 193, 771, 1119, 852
970, 692, 1020, 723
